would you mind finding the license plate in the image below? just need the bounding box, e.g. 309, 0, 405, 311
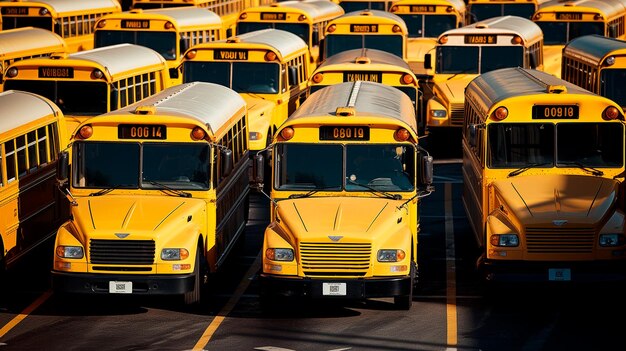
548, 268, 571, 281
322, 282, 346, 296
109, 281, 132, 293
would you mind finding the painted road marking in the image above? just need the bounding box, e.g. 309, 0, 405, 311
0, 290, 52, 340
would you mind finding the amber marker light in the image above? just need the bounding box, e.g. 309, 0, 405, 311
186, 50, 197, 59
390, 5, 397, 12
394, 128, 410, 141
91, 69, 104, 79
280, 127, 295, 140
392, 25, 401, 33
439, 35, 448, 44
511, 35, 522, 45
400, 73, 414, 85
491, 106, 508, 121
164, 21, 174, 29
603, 106, 621, 120
239, 13, 247, 20
265, 51, 277, 61
312, 73, 323, 83
97, 20, 106, 28
78, 125, 93, 139
299, 14, 307, 21
446, 6, 454, 13
327, 24, 336, 33
6, 67, 18, 78
191, 126, 207, 140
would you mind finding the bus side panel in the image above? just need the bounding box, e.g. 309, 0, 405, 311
461, 140, 484, 247
213, 158, 250, 270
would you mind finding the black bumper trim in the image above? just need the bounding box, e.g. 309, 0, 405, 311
51, 271, 195, 295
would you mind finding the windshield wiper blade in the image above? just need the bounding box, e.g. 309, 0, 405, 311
146, 181, 192, 198
89, 185, 125, 196
346, 179, 402, 200
288, 185, 340, 199
508, 162, 551, 177
559, 161, 604, 176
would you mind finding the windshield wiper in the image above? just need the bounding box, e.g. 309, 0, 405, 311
346, 179, 402, 200
146, 181, 192, 198
89, 185, 127, 196
507, 162, 551, 177
559, 161, 604, 176
288, 185, 341, 199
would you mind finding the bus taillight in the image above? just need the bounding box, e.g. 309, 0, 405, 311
312, 73, 323, 83
191, 127, 207, 140
394, 128, 410, 141
491, 106, 508, 121
279, 127, 295, 141
77, 125, 93, 139
401, 73, 414, 85
603, 106, 621, 120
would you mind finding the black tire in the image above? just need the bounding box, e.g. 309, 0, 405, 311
183, 247, 206, 305
393, 262, 416, 310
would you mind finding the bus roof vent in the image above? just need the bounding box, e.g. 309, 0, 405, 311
360, 10, 372, 16
547, 85, 567, 94
50, 52, 69, 60
227, 36, 241, 43
336, 106, 356, 116
475, 23, 488, 29
134, 106, 157, 115
355, 56, 371, 64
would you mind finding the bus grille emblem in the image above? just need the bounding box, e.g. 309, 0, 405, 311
328, 236, 343, 242
552, 220, 567, 226
115, 233, 130, 238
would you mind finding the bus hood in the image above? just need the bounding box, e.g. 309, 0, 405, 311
493, 174, 618, 225
275, 196, 406, 240
434, 75, 476, 102
71, 195, 205, 239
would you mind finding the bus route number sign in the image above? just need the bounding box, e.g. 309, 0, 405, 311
214, 49, 248, 60
118, 124, 167, 139
121, 20, 150, 29
261, 12, 286, 20
351, 24, 378, 33
532, 105, 579, 119
343, 71, 382, 83
410, 5, 435, 12
464, 35, 497, 44
319, 126, 370, 140
556, 12, 582, 20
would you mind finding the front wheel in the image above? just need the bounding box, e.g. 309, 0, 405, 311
183, 247, 207, 305
393, 262, 416, 310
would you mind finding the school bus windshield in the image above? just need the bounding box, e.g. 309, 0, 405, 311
397, 14, 456, 38
237, 22, 309, 44
95, 31, 177, 59
275, 143, 415, 192
74, 141, 210, 190
325, 34, 404, 57
436, 45, 523, 73
183, 61, 280, 94
487, 122, 624, 169
4, 80, 107, 115
538, 22, 604, 45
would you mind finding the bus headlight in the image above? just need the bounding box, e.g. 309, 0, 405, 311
161, 248, 190, 260
430, 110, 447, 118
490, 234, 519, 247
599, 234, 625, 247
377, 249, 406, 262
56, 246, 84, 259
265, 248, 294, 261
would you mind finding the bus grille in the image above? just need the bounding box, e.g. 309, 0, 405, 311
300, 242, 371, 276
90, 239, 155, 265
450, 103, 464, 126
525, 227, 595, 254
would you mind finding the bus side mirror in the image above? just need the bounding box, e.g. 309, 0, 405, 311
288, 66, 298, 87
424, 53, 432, 69
312, 30, 320, 46
252, 153, 265, 185
468, 124, 478, 147
221, 149, 233, 177
56, 151, 69, 187
420, 155, 434, 185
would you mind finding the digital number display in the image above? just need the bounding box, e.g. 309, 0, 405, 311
350, 24, 378, 33
343, 71, 382, 83
410, 5, 435, 12
1, 7, 28, 15
118, 124, 167, 139
556, 12, 582, 20
464, 35, 497, 44
261, 12, 286, 20
532, 105, 579, 119
319, 126, 370, 140
38, 67, 74, 78
121, 20, 150, 29
213, 49, 248, 60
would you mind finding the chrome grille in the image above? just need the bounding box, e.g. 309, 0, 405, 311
450, 103, 464, 126
90, 239, 155, 265
300, 242, 371, 276
525, 227, 595, 254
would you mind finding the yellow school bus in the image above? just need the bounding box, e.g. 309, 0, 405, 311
389, 0, 466, 78
426, 15, 544, 129
3, 43, 170, 134
180, 29, 310, 155
532, 0, 626, 78
336, 0, 394, 12
309, 47, 423, 133
462, 67, 626, 283
323, 9, 408, 61
251, 81, 434, 310
0, 0, 122, 53
0, 90, 69, 276
236, 0, 344, 72
0, 26, 67, 91
94, 7, 224, 85
51, 82, 250, 304
467, 0, 550, 23
131, 0, 216, 9
562, 34, 626, 112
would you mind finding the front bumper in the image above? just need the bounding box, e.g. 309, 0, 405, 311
51, 271, 195, 295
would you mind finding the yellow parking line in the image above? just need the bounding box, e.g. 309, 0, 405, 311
0, 289, 52, 340
444, 183, 458, 347
193, 253, 262, 351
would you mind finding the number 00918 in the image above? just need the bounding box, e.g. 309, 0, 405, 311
118, 124, 167, 139
319, 126, 370, 140
532, 105, 579, 119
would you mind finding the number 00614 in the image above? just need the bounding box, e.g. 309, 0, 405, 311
118, 124, 167, 139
